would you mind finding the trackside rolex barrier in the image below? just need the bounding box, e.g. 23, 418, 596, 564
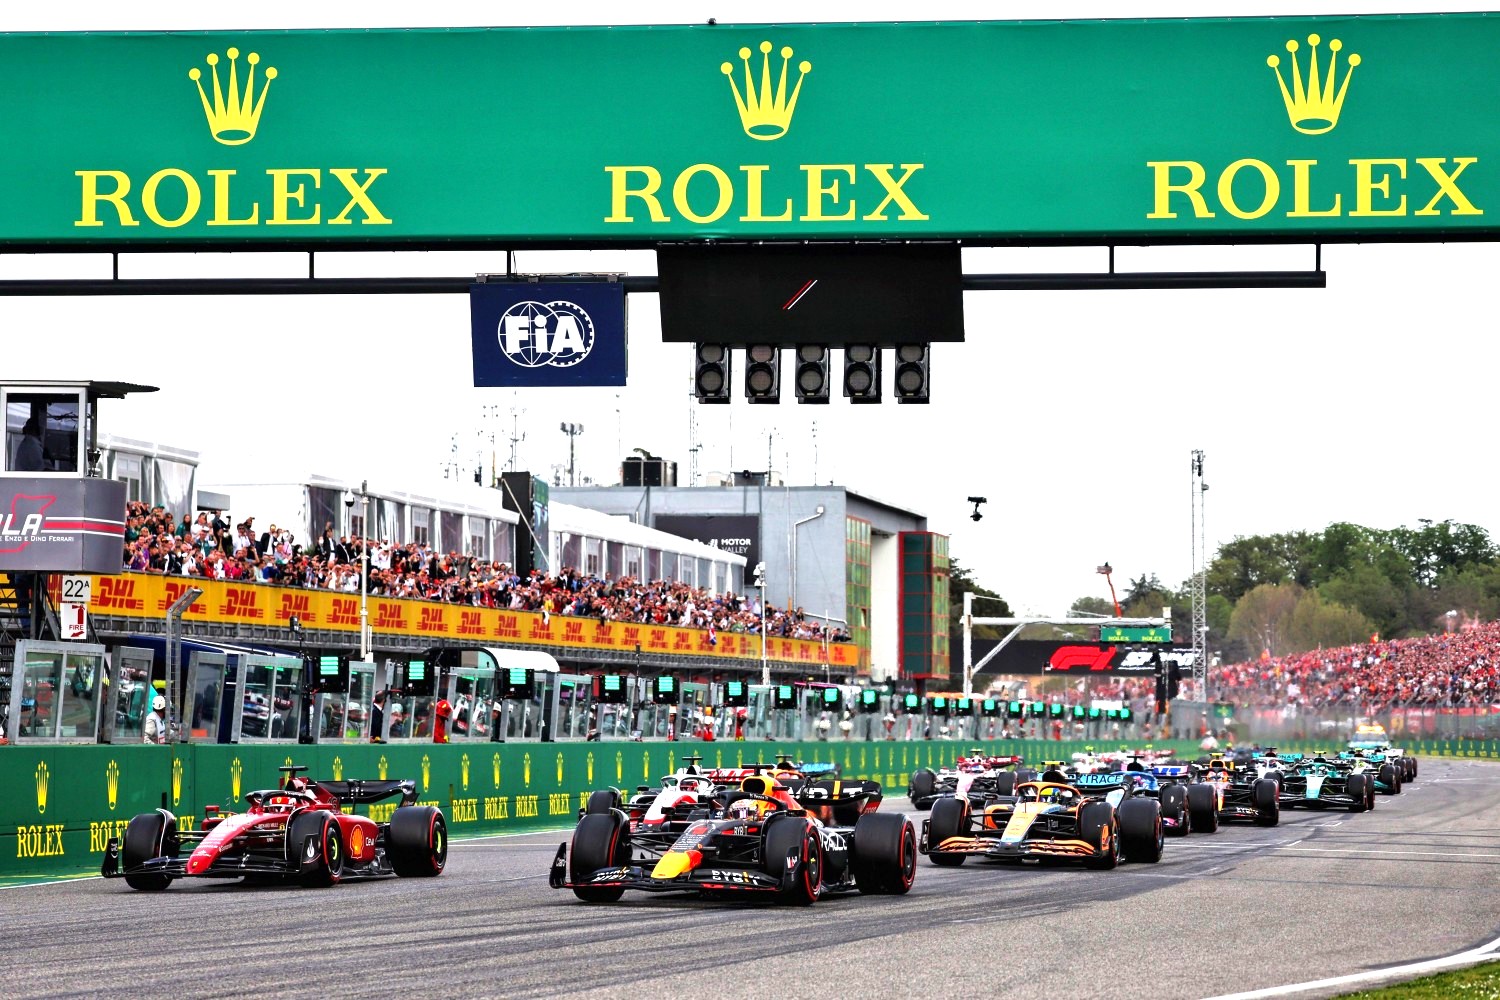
2, 737, 1224, 879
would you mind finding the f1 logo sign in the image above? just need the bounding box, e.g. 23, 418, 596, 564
1047, 645, 1118, 672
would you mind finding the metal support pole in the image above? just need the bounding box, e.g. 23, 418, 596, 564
360, 480, 371, 661
966, 593, 978, 695
163, 586, 203, 745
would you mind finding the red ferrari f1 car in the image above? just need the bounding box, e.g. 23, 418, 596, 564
102, 765, 447, 890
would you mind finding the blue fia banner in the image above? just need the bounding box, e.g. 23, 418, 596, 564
470, 281, 627, 386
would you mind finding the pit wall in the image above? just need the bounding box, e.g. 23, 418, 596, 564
6, 735, 1493, 880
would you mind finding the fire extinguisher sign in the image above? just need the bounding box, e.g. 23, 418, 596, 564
60, 574, 90, 640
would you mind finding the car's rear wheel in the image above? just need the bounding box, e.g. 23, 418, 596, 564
994, 771, 1018, 797
907, 768, 936, 808
1041, 767, 1070, 784
1160, 784, 1191, 836
1117, 798, 1163, 863
851, 812, 917, 894
925, 795, 970, 867
1346, 773, 1369, 813
1080, 802, 1120, 870
765, 817, 821, 905
1187, 783, 1220, 833
389, 806, 448, 877
290, 811, 345, 888
1379, 763, 1402, 794
569, 810, 630, 902
1253, 778, 1280, 826
122, 811, 178, 892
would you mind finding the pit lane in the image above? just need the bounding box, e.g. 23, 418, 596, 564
4, 757, 1497, 1000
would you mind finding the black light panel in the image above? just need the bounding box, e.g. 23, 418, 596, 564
658, 243, 963, 346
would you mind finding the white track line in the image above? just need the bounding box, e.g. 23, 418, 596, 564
1205, 932, 1500, 998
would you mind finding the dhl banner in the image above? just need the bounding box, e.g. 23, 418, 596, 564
82, 573, 857, 668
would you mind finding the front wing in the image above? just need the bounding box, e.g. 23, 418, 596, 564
919, 829, 1101, 862
548, 843, 797, 896
101, 831, 344, 881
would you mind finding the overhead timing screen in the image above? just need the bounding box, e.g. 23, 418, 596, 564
657, 243, 963, 347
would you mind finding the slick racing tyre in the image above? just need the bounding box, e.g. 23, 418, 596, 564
389, 805, 448, 877
994, 770, 1018, 797
1080, 802, 1120, 870
569, 810, 630, 902
1187, 783, 1220, 833
1346, 773, 1370, 813
925, 796, 971, 867
122, 810, 179, 892
1378, 763, 1402, 795
908, 768, 936, 809
585, 789, 622, 815
765, 817, 822, 905
1041, 766, 1070, 784
1117, 798, 1163, 864
851, 812, 917, 895
1159, 784, 1190, 836
289, 811, 345, 888
1407, 756, 1419, 780
1252, 778, 1280, 827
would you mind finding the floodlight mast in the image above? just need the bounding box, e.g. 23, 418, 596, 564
960, 599, 1170, 697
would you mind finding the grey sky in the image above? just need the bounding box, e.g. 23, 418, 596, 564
3, 1, 1492, 618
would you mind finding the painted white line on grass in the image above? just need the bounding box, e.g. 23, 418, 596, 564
1204, 932, 1500, 999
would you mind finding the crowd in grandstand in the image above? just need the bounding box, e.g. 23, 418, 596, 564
119, 501, 852, 643
1212, 622, 1500, 711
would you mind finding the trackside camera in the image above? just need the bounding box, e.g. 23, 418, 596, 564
968, 496, 987, 521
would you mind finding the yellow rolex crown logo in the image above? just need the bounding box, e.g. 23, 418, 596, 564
721, 40, 811, 141
557, 752, 565, 784
171, 758, 183, 807
378, 755, 389, 780
106, 760, 121, 811
492, 752, 502, 789
231, 758, 243, 801
461, 753, 471, 791
332, 756, 344, 782
1267, 33, 1360, 135
36, 762, 49, 814
421, 754, 431, 792
189, 47, 277, 146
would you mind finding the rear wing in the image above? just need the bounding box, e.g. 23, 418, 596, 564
316, 779, 419, 807
796, 778, 883, 808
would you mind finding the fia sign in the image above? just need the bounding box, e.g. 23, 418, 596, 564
470, 280, 627, 387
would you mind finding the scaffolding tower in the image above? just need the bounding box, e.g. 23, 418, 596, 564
1190, 449, 1208, 700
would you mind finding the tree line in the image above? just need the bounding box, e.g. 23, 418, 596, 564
1061, 519, 1500, 663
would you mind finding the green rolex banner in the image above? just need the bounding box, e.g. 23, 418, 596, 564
0, 13, 1494, 248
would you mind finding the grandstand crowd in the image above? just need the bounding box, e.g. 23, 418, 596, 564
1212, 622, 1500, 711
120, 502, 852, 643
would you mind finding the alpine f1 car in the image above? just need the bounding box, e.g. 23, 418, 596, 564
102, 765, 447, 890
907, 749, 1032, 810
1279, 753, 1376, 812
552, 771, 914, 903
919, 777, 1164, 869
1182, 754, 1280, 830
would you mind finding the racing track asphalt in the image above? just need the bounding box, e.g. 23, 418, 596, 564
3, 757, 1497, 1000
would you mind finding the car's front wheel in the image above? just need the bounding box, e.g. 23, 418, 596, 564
122, 810, 178, 892
289, 811, 345, 888
569, 811, 630, 903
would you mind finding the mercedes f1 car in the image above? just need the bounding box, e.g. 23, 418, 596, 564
919, 777, 1164, 869
102, 765, 447, 890
907, 750, 1032, 810
551, 771, 915, 904
1279, 753, 1376, 812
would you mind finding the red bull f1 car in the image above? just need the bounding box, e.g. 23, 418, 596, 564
102, 765, 447, 890
919, 777, 1164, 870
551, 771, 914, 904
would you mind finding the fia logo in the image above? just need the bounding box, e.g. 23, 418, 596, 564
495, 301, 595, 370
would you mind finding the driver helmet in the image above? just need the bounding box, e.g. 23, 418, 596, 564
725, 797, 770, 822
152, 695, 166, 712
